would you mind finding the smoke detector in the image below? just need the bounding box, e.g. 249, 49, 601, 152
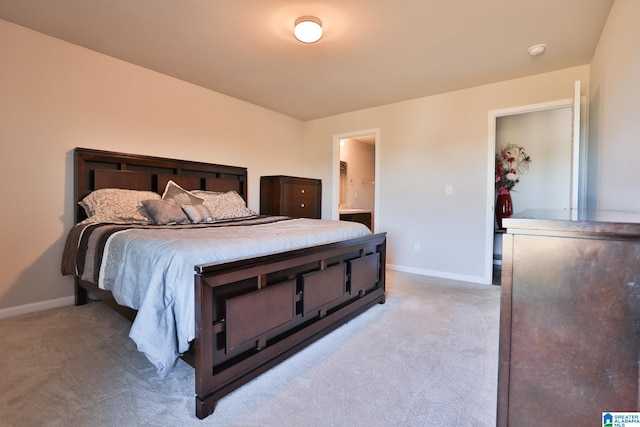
528, 44, 547, 56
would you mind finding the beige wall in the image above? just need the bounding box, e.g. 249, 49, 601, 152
0, 20, 304, 314
588, 0, 640, 211
303, 66, 589, 283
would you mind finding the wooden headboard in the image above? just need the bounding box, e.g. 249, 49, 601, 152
74, 148, 248, 223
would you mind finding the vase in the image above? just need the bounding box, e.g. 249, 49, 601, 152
495, 192, 513, 230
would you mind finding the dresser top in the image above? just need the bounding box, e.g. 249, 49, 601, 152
503, 209, 640, 236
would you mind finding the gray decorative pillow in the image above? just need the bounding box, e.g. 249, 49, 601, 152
79, 188, 160, 224
162, 180, 204, 206
182, 204, 214, 223
191, 190, 255, 219
142, 199, 190, 225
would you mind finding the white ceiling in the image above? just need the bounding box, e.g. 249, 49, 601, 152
0, 0, 613, 121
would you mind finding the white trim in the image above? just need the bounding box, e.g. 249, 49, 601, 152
0, 296, 75, 320
571, 80, 581, 210
387, 264, 489, 285
490, 98, 574, 117
485, 114, 499, 285
577, 94, 589, 211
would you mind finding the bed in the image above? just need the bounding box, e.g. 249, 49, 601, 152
62, 147, 387, 419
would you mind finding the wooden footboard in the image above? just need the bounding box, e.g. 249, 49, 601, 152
194, 232, 386, 419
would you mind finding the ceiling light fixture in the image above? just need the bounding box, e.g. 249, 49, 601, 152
294, 16, 322, 43
528, 44, 547, 56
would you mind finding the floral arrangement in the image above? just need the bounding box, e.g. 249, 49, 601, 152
495, 144, 532, 195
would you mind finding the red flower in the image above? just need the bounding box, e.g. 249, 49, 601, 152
495, 144, 532, 194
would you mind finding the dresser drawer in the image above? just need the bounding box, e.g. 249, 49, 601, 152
282, 199, 318, 217
283, 182, 318, 200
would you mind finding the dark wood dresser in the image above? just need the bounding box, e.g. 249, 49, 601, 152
498, 210, 640, 426
260, 175, 321, 219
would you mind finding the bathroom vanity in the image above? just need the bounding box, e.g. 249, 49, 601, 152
339, 209, 372, 230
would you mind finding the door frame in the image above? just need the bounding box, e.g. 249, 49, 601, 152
485, 93, 587, 283
332, 128, 380, 229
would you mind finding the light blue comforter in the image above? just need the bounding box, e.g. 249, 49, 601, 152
98, 217, 371, 378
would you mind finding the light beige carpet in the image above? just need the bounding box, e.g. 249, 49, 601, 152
0, 271, 500, 427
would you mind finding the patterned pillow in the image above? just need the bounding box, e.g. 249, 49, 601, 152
191, 190, 255, 219
142, 199, 190, 225
79, 188, 160, 224
162, 180, 204, 206
181, 204, 215, 223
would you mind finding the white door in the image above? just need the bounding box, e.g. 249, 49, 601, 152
571, 80, 583, 210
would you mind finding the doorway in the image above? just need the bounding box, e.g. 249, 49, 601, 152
492, 107, 573, 280
333, 129, 379, 232
486, 82, 585, 285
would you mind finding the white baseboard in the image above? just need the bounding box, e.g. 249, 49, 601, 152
0, 296, 75, 320
387, 264, 490, 285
